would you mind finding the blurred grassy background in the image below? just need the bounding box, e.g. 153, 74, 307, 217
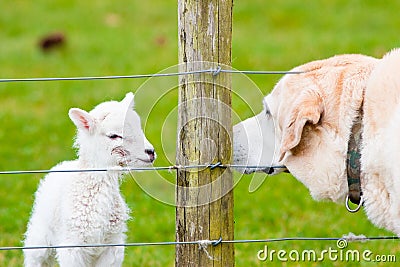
0, 0, 400, 266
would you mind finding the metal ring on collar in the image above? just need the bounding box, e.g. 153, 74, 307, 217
345, 195, 364, 213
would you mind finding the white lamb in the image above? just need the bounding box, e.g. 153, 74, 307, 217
23, 93, 156, 267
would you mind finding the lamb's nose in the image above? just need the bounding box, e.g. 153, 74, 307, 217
145, 149, 156, 162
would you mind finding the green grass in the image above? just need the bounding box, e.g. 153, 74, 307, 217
1, 0, 400, 266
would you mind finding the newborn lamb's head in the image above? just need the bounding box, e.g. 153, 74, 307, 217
69, 92, 155, 168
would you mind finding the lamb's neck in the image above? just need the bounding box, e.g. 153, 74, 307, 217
76, 159, 124, 181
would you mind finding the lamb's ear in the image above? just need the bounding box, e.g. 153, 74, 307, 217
69, 108, 95, 132
122, 92, 135, 110
278, 90, 324, 161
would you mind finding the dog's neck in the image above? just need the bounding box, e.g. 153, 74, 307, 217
346, 103, 364, 205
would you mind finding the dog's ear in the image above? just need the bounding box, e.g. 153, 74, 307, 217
278, 90, 324, 161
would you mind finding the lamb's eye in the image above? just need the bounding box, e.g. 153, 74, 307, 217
108, 134, 123, 140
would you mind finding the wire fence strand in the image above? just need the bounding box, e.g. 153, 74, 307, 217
2, 235, 398, 251
0, 164, 286, 175
0, 68, 303, 83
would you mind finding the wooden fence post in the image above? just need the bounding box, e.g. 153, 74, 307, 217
176, 0, 234, 266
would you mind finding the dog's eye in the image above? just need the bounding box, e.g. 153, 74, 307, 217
263, 99, 271, 117
265, 107, 271, 117
108, 134, 123, 140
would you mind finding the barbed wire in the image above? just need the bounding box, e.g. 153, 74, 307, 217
0, 163, 285, 175
2, 235, 398, 251
0, 68, 303, 83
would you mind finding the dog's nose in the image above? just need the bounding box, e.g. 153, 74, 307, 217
145, 149, 156, 162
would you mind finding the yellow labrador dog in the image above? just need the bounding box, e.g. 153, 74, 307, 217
234, 49, 400, 235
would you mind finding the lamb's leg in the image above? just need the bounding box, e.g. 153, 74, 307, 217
95, 234, 125, 267
95, 246, 125, 267
56, 247, 92, 267
24, 247, 55, 267
23, 221, 55, 267
24, 248, 55, 267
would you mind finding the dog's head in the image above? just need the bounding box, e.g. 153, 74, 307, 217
233, 54, 378, 201
233, 101, 281, 174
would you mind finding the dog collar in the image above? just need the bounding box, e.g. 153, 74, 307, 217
345, 103, 364, 212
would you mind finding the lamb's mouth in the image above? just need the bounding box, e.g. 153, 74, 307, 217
118, 160, 130, 167
136, 158, 153, 164
118, 158, 153, 168
112, 147, 130, 157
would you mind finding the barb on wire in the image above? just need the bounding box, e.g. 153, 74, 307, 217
0, 164, 287, 175
212, 66, 222, 76
1, 235, 398, 251
0, 68, 303, 83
